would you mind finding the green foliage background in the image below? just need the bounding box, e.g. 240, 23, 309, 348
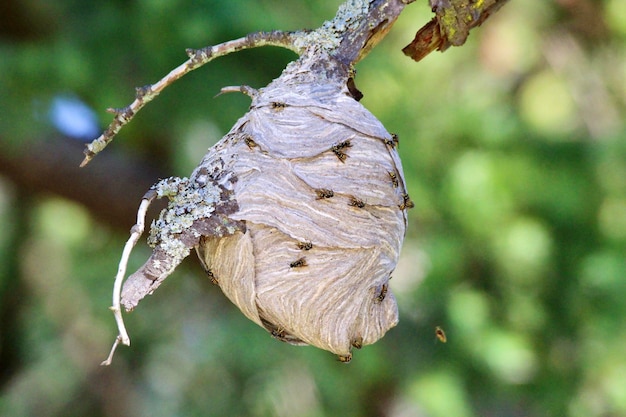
1, 1, 625, 416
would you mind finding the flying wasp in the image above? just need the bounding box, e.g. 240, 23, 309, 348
435, 326, 447, 343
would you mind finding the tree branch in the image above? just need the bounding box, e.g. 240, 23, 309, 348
80, 0, 412, 167
80, 31, 301, 167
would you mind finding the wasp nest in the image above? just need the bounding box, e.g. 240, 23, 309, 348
95, 0, 414, 364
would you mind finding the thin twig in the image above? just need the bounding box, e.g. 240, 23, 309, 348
101, 189, 158, 366
101, 335, 122, 366
81, 31, 300, 167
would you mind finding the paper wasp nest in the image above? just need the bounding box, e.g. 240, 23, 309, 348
80, 0, 420, 363
89, 0, 507, 365
120, 52, 410, 361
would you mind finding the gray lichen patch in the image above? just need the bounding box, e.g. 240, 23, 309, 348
294, 0, 370, 53
121, 168, 245, 311
148, 176, 220, 253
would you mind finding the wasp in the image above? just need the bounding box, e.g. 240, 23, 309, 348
296, 241, 313, 251
333, 150, 348, 162
384, 133, 399, 148
333, 140, 351, 150
315, 188, 334, 199
206, 269, 219, 285
435, 326, 447, 343
271, 101, 287, 109
388, 171, 399, 188
271, 327, 286, 339
244, 135, 257, 149
331, 140, 352, 162
337, 353, 352, 363
289, 257, 307, 268
262, 319, 299, 343
351, 337, 363, 349
399, 193, 415, 210
348, 196, 365, 208
374, 283, 388, 303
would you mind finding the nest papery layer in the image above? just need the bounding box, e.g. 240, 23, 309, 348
122, 51, 409, 358
194, 59, 408, 357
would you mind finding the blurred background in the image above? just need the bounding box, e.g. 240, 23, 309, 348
1, 0, 625, 416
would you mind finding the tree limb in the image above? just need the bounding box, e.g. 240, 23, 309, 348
80, 0, 412, 167
80, 31, 300, 167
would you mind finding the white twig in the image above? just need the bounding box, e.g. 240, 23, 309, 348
81, 31, 299, 167
100, 336, 122, 366
101, 189, 158, 366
